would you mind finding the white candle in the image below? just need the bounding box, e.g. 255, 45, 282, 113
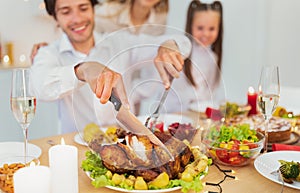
49, 138, 78, 193
14, 165, 51, 193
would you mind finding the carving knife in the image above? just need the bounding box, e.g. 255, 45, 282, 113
109, 94, 174, 161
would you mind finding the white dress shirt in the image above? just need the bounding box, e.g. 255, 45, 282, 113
30, 31, 191, 133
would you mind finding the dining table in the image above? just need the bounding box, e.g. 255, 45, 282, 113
29, 111, 299, 193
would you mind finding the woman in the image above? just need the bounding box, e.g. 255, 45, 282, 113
95, 0, 169, 35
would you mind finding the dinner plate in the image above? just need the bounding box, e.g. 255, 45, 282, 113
74, 128, 122, 146
188, 101, 214, 113
86, 166, 208, 193
254, 151, 300, 189
137, 114, 193, 131
0, 142, 42, 166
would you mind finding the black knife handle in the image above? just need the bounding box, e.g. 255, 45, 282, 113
109, 94, 122, 111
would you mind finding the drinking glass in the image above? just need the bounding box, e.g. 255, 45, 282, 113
10, 68, 36, 163
257, 65, 280, 153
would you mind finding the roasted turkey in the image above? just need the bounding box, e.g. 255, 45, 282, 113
89, 131, 193, 181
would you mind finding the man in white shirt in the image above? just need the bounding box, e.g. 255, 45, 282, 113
31, 0, 190, 133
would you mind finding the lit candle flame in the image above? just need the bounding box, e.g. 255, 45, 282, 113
19, 54, 26, 63
3, 55, 10, 63
61, 137, 65, 145
248, 86, 255, 94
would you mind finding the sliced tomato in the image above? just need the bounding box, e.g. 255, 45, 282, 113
216, 149, 229, 163
229, 155, 248, 165
155, 122, 164, 133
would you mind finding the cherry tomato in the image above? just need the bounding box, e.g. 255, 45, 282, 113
216, 149, 229, 163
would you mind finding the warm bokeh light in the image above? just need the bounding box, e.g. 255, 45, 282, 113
61, 137, 65, 145
39, 2, 45, 10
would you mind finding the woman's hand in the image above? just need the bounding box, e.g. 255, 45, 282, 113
31, 42, 48, 63
75, 62, 129, 109
154, 40, 184, 88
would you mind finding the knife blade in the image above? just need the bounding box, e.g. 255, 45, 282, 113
109, 94, 174, 161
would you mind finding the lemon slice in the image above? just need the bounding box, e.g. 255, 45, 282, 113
83, 123, 102, 143
273, 106, 287, 117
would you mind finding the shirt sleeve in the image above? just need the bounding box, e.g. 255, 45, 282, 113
30, 47, 81, 101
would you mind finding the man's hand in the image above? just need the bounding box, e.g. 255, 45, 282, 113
154, 40, 184, 89
75, 62, 129, 109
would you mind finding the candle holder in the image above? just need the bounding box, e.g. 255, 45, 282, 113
247, 86, 258, 115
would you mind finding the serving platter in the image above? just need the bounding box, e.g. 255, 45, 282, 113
85, 166, 208, 193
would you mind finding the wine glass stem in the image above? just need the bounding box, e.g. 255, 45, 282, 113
263, 118, 269, 153
22, 126, 28, 163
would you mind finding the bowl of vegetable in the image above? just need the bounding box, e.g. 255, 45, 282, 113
203, 124, 264, 166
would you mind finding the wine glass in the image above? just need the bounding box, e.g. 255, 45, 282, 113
10, 68, 36, 163
257, 65, 280, 153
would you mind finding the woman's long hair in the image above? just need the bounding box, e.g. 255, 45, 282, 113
184, 0, 223, 87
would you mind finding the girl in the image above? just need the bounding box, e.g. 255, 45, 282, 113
95, 0, 169, 35
163, 0, 224, 113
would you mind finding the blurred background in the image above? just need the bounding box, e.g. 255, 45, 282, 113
0, 0, 300, 141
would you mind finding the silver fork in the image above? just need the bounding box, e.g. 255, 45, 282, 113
144, 77, 173, 132
270, 169, 285, 193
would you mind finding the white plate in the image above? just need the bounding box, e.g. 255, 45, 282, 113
74, 128, 121, 146
0, 142, 42, 166
86, 166, 208, 193
74, 132, 89, 146
254, 151, 300, 189
188, 101, 214, 113
137, 114, 193, 131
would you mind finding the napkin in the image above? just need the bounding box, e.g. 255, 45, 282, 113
272, 143, 300, 151
205, 107, 222, 121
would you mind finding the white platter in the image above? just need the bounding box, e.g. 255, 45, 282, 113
254, 151, 300, 190
137, 114, 193, 131
74, 132, 89, 146
86, 166, 208, 193
0, 142, 42, 166
188, 101, 214, 113
74, 127, 122, 146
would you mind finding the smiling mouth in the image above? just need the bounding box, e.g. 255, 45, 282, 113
72, 25, 87, 32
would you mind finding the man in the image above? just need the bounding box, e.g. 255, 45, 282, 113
31, 0, 190, 132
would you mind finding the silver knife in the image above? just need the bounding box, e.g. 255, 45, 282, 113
109, 94, 174, 161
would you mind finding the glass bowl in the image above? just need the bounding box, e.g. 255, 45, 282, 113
203, 131, 264, 166
0, 156, 40, 193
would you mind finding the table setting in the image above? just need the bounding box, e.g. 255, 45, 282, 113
1, 65, 300, 193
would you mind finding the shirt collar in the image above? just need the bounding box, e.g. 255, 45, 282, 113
59, 33, 74, 53
58, 32, 103, 55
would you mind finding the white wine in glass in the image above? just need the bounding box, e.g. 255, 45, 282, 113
10, 68, 36, 163
257, 65, 280, 153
